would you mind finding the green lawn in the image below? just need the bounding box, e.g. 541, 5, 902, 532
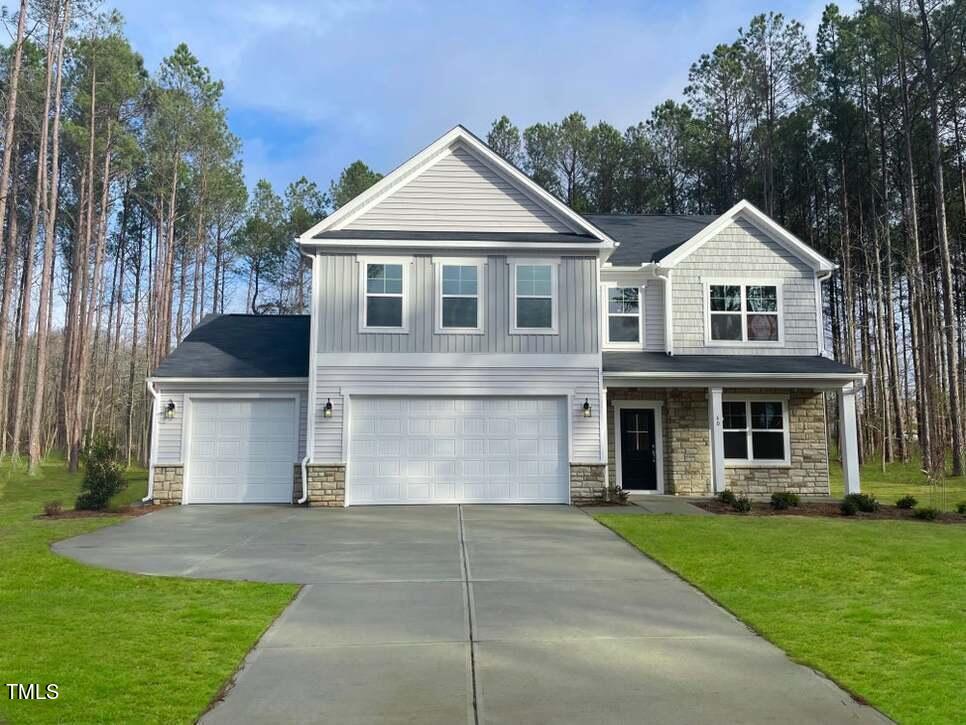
596, 515, 966, 724
829, 454, 966, 509
0, 458, 298, 724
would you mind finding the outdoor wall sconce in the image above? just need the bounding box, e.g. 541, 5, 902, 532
164, 400, 176, 419
582, 398, 592, 418
324, 399, 333, 418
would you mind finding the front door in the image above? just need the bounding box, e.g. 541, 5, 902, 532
619, 408, 658, 491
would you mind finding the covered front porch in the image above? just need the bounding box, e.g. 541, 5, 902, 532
602, 353, 865, 497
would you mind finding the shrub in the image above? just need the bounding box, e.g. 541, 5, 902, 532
956, 502, 966, 515
43, 500, 63, 517
75, 437, 127, 511
912, 507, 940, 521
733, 496, 752, 513
770, 491, 800, 510
895, 495, 917, 510
843, 492, 879, 513
840, 498, 858, 516
613, 488, 630, 504
717, 489, 737, 505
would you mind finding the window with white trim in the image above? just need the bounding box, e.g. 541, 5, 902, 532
722, 399, 789, 463
708, 283, 781, 342
362, 261, 406, 330
437, 260, 483, 332
604, 285, 643, 348
511, 261, 557, 333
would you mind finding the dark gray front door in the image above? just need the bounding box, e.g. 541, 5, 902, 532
619, 409, 657, 491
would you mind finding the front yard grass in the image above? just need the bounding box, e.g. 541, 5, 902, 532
829, 454, 966, 509
596, 514, 966, 724
0, 459, 298, 724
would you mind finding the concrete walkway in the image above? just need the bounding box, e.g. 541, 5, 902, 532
56, 505, 886, 724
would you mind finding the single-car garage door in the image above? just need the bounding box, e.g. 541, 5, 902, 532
349, 396, 568, 504
186, 398, 297, 503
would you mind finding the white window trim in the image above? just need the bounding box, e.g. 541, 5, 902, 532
722, 394, 790, 467
357, 255, 412, 334
704, 279, 784, 347
508, 257, 559, 335
602, 282, 645, 350
433, 257, 486, 335
612, 400, 664, 493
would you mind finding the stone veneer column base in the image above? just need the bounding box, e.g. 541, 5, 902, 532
301, 464, 346, 507
152, 465, 184, 504
570, 463, 607, 505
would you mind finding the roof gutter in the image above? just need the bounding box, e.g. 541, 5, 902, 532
143, 380, 159, 503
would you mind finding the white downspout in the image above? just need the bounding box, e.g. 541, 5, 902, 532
143, 380, 160, 503
655, 268, 673, 355
816, 269, 833, 356
298, 250, 320, 505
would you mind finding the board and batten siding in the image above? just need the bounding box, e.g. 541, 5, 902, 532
343, 143, 574, 233
671, 218, 819, 355
312, 363, 603, 465
152, 382, 308, 465
316, 254, 600, 354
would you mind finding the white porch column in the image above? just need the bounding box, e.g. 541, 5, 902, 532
708, 386, 726, 493
839, 382, 861, 494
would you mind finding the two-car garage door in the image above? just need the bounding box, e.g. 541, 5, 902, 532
349, 396, 569, 504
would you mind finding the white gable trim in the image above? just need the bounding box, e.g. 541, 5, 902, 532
658, 199, 836, 272
298, 126, 617, 248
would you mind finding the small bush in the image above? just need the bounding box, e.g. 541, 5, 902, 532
843, 492, 879, 513
43, 500, 63, 517
75, 437, 127, 511
895, 495, 917, 510
956, 502, 966, 515
770, 491, 800, 510
717, 489, 737, 505
840, 498, 858, 516
733, 496, 752, 513
613, 488, 630, 504
912, 507, 940, 521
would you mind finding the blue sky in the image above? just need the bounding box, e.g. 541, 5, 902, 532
112, 0, 856, 194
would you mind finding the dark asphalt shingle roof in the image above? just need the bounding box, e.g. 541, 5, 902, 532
311, 229, 598, 243
585, 214, 719, 265
152, 314, 310, 378
603, 352, 861, 376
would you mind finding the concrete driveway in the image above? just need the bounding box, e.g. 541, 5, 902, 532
56, 505, 886, 724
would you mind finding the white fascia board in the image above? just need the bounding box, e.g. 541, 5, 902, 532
300, 239, 611, 255
658, 199, 836, 272
148, 377, 309, 384
316, 352, 600, 368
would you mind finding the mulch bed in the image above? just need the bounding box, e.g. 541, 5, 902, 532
36, 504, 164, 520
694, 498, 966, 523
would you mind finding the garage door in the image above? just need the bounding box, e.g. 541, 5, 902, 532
186, 398, 297, 503
349, 396, 568, 504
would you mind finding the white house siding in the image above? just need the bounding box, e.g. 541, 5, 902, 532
315, 254, 600, 354
152, 381, 308, 465
311, 362, 603, 465
343, 143, 575, 233
671, 218, 819, 355
644, 280, 665, 351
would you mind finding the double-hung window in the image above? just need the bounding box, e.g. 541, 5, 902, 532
360, 258, 408, 332
708, 282, 781, 343
722, 399, 789, 464
511, 260, 558, 333
435, 259, 484, 333
604, 284, 643, 348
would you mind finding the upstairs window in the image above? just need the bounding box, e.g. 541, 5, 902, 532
360, 258, 409, 332
723, 399, 789, 464
435, 259, 484, 333
708, 282, 781, 343
511, 260, 558, 334
604, 285, 643, 348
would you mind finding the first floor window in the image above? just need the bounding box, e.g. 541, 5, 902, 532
514, 263, 555, 330
606, 286, 641, 345
365, 262, 404, 328
441, 264, 480, 329
722, 399, 787, 462
709, 283, 780, 342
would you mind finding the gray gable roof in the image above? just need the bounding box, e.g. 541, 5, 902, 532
585, 214, 718, 265
153, 314, 310, 378
603, 352, 861, 376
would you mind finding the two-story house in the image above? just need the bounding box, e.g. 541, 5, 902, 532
145, 126, 864, 506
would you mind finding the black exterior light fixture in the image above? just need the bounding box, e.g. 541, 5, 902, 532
164, 400, 176, 419
582, 398, 592, 418
324, 399, 334, 418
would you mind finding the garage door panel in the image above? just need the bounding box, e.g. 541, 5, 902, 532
349, 396, 568, 505
186, 398, 296, 504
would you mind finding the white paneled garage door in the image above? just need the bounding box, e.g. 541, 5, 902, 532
349, 396, 569, 504
186, 398, 297, 504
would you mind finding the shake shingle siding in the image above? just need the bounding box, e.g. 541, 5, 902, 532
644, 280, 665, 351
671, 219, 819, 355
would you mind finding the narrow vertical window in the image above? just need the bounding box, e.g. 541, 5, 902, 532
513, 263, 556, 331
364, 262, 404, 329
440, 264, 481, 331
605, 286, 642, 347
